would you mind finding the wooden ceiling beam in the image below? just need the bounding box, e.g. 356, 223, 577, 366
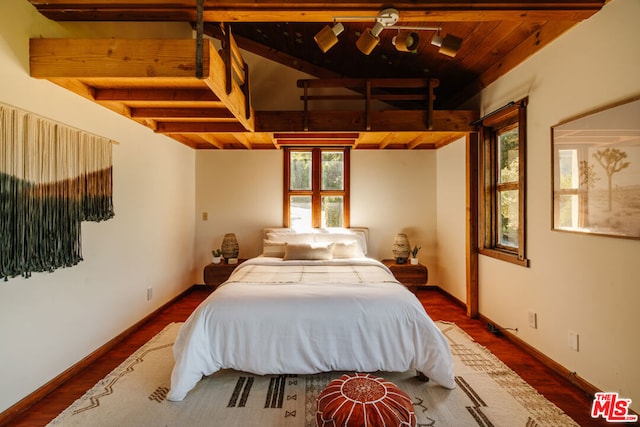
156, 122, 247, 133
276, 140, 356, 147
211, 29, 342, 80
274, 132, 359, 140
162, 134, 200, 148
255, 109, 477, 132
28, 1, 605, 23
95, 88, 221, 102
131, 107, 236, 119
378, 133, 396, 149
29, 39, 210, 79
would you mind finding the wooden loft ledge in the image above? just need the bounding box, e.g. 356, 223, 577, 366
29, 37, 254, 148
253, 77, 477, 149
298, 78, 439, 131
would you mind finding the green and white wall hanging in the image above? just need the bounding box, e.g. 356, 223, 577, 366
1, 102, 115, 280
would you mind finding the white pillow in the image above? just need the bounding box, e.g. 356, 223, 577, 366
266, 232, 315, 244
262, 240, 285, 257
332, 241, 365, 259
313, 232, 367, 255
283, 242, 334, 260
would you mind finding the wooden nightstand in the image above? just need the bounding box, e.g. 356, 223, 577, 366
203, 259, 246, 287
381, 259, 428, 287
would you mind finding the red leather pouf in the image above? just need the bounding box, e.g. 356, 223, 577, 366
316, 373, 416, 427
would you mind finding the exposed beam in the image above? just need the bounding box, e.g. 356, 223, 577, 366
231, 133, 253, 149
28, 1, 606, 23
95, 88, 221, 102
206, 28, 342, 80
29, 39, 211, 78
163, 134, 200, 148
378, 133, 396, 149
274, 132, 359, 140
157, 122, 247, 132
255, 109, 477, 133
131, 107, 236, 119
433, 133, 467, 149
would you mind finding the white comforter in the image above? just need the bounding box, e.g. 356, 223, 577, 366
168, 257, 455, 401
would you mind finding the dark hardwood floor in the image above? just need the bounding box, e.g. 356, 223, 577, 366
8, 286, 612, 426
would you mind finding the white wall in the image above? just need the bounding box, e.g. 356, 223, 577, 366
436, 138, 467, 301
194, 150, 283, 269
475, 0, 640, 411
194, 150, 439, 282
351, 151, 437, 277
0, 0, 196, 413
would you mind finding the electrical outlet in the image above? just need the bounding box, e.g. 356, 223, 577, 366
528, 311, 537, 329
202, 212, 208, 221
146, 287, 153, 301
568, 330, 579, 352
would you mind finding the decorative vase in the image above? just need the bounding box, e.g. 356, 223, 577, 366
212, 255, 222, 264
410, 257, 419, 265
392, 233, 410, 264
221, 233, 239, 260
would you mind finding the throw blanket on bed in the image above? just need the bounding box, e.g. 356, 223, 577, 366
168, 257, 455, 401
225, 258, 400, 285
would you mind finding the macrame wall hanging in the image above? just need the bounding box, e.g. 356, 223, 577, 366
0, 102, 115, 281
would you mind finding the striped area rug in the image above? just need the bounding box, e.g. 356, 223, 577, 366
47, 321, 579, 427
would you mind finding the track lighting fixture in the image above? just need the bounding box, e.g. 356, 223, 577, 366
392, 31, 420, 53
320, 8, 463, 57
314, 22, 345, 53
355, 8, 398, 55
430, 33, 463, 57
356, 21, 385, 55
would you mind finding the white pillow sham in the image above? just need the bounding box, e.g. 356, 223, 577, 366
283, 242, 334, 260
331, 241, 365, 259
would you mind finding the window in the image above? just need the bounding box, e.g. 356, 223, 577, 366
478, 99, 529, 266
284, 147, 350, 229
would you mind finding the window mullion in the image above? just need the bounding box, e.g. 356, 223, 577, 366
312, 149, 322, 228
517, 101, 527, 261
283, 148, 291, 227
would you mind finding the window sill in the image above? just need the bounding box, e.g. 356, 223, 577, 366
479, 248, 530, 267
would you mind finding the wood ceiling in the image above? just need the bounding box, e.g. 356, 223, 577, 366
27, 1, 607, 149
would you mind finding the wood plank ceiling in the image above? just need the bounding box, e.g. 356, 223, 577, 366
27, 1, 607, 149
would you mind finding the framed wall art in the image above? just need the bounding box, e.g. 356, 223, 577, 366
551, 96, 640, 239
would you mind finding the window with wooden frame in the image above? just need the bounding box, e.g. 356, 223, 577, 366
283, 147, 350, 229
478, 98, 529, 266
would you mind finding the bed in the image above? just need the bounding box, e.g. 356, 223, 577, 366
167, 228, 455, 401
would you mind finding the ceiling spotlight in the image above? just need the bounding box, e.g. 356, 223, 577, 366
356, 21, 385, 55
392, 31, 420, 52
314, 22, 345, 53
356, 8, 399, 55
430, 33, 463, 57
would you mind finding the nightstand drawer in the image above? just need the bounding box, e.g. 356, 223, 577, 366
203, 259, 246, 287
381, 259, 428, 286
